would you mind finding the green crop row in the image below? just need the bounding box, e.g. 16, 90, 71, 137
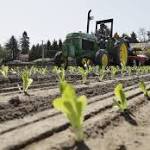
52, 68, 150, 142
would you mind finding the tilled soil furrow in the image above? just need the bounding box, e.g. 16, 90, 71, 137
1, 74, 149, 103
0, 84, 149, 150
0, 74, 150, 96
0, 74, 83, 94
0, 82, 147, 135
0, 77, 145, 123
84, 101, 150, 150
0, 82, 57, 94
23, 92, 149, 150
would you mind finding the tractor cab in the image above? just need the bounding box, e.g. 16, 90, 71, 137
95, 19, 113, 49
95, 18, 128, 66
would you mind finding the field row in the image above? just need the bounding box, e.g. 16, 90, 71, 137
0, 81, 149, 149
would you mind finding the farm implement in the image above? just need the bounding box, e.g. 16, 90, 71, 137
54, 10, 149, 68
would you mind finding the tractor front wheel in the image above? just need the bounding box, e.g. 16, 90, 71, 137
95, 50, 109, 67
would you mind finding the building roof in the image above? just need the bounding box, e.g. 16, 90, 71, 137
130, 42, 150, 49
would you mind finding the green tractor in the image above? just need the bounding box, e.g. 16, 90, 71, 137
54, 10, 128, 68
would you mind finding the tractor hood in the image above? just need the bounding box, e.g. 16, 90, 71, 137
66, 32, 97, 41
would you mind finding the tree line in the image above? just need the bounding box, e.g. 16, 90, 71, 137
0, 31, 63, 62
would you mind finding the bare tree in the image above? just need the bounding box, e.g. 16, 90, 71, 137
138, 28, 147, 42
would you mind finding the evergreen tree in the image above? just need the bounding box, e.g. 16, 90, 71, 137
29, 45, 36, 61
46, 40, 51, 50
35, 44, 42, 59
5, 36, 19, 60
20, 31, 30, 54
51, 39, 58, 50
58, 39, 63, 51
29, 43, 44, 61
46, 40, 51, 58
0, 45, 7, 63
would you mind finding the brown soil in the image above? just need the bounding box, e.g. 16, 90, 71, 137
0, 81, 150, 150
22, 94, 150, 150
85, 101, 150, 150
0, 74, 82, 93
0, 74, 150, 123
0, 73, 150, 150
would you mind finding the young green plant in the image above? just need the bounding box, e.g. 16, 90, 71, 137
38, 67, 48, 75
127, 66, 132, 76
19, 69, 33, 95
113, 83, 128, 112
0, 65, 9, 78
52, 66, 66, 94
98, 66, 106, 81
53, 82, 87, 142
78, 67, 89, 84
139, 81, 149, 98
111, 66, 118, 78
52, 66, 65, 81
68, 66, 77, 74
121, 63, 126, 77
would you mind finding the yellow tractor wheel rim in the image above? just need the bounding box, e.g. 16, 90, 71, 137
120, 43, 128, 65
82, 58, 92, 66
101, 54, 108, 67
82, 58, 88, 65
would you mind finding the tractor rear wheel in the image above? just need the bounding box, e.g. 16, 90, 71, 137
95, 49, 109, 67
54, 51, 68, 69
112, 43, 128, 66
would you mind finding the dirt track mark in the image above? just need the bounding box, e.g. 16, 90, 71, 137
0, 84, 149, 150
23, 92, 149, 150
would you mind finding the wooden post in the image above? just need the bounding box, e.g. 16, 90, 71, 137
42, 40, 44, 64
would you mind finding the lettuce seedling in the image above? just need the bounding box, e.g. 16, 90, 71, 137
121, 63, 126, 77
113, 83, 128, 112
111, 66, 118, 78
127, 66, 132, 76
78, 67, 89, 84
10, 68, 16, 74
38, 67, 48, 75
68, 66, 77, 74
98, 66, 106, 81
52, 66, 67, 94
139, 81, 149, 98
52, 66, 65, 81
53, 83, 87, 141
30, 66, 38, 75
0, 65, 9, 78
20, 69, 33, 95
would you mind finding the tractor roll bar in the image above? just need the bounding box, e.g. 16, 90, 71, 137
95, 18, 113, 37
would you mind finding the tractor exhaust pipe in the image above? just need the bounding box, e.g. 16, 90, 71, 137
87, 9, 93, 33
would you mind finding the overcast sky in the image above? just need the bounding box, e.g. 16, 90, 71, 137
0, 0, 149, 45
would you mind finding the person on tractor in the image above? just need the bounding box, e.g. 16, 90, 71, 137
96, 23, 111, 48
